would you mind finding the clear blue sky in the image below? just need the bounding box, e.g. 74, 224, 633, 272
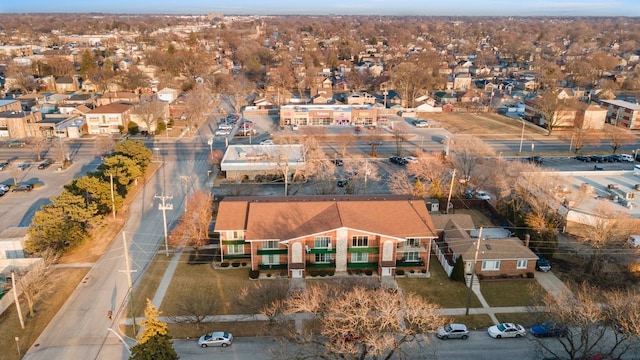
2, 0, 638, 16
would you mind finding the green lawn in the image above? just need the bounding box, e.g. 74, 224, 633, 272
494, 312, 545, 328
444, 314, 494, 330
480, 279, 546, 307
397, 256, 483, 308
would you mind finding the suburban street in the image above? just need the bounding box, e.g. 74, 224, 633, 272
1, 114, 636, 360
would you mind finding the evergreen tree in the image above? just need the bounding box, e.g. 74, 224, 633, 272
129, 299, 178, 360
450, 255, 466, 282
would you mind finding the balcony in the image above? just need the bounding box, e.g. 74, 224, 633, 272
257, 248, 288, 255
346, 262, 378, 269
306, 261, 336, 269
396, 259, 425, 267
258, 263, 288, 270
224, 253, 251, 259
222, 239, 246, 245
347, 247, 379, 254
307, 248, 336, 255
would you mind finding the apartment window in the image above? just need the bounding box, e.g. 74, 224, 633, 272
228, 244, 244, 254
314, 236, 331, 248
351, 253, 368, 263
516, 259, 528, 269
264, 240, 279, 250
315, 253, 330, 263
406, 238, 421, 247
263, 254, 279, 265
481, 260, 500, 271
352, 235, 368, 247
404, 252, 419, 262
229, 231, 244, 240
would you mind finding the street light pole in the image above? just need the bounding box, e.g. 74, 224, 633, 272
446, 169, 456, 214
15, 337, 20, 357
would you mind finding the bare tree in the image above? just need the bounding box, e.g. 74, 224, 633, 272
605, 125, 636, 154
449, 136, 495, 183
29, 137, 50, 161
17, 252, 57, 317
407, 154, 452, 198
134, 99, 167, 133
169, 191, 213, 259
265, 281, 445, 360
94, 137, 115, 157
532, 283, 638, 360
173, 291, 217, 330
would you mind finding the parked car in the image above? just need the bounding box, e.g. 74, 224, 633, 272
214, 129, 230, 136
355, 125, 362, 132
368, 140, 383, 146
487, 323, 526, 338
620, 154, 634, 162
0, 184, 9, 192
589, 155, 605, 163
604, 155, 621, 162
259, 139, 274, 145
38, 160, 52, 170
0, 162, 9, 170
226, 114, 240, 123
331, 159, 344, 166
436, 323, 469, 340
337, 179, 348, 187
8, 140, 25, 147
413, 120, 429, 128
403, 156, 418, 163
474, 190, 491, 200
389, 156, 406, 165
535, 255, 552, 272
12, 184, 33, 192
291, 124, 299, 131
0, 189, 5, 197
218, 123, 233, 130
575, 155, 590, 162
530, 322, 568, 337
198, 331, 233, 348
18, 163, 31, 171
528, 156, 543, 164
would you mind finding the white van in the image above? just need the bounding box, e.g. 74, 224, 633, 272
620, 154, 634, 162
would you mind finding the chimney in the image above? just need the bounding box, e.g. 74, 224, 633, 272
524, 234, 530, 248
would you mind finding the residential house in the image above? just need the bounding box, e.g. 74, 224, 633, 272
85, 103, 134, 135
214, 195, 438, 278
0, 100, 23, 113
97, 92, 139, 106
575, 103, 607, 130
453, 73, 472, 91
157, 88, 179, 103
346, 92, 376, 105
433, 219, 538, 278
54, 76, 80, 93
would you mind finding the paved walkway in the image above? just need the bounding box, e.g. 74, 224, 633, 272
129, 254, 573, 334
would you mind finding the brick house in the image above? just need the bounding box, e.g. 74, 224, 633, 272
85, 103, 134, 134
434, 220, 538, 278
214, 195, 438, 278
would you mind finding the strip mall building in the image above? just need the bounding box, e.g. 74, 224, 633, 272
279, 104, 382, 127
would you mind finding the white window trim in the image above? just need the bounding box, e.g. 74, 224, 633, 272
516, 259, 528, 269
351, 253, 368, 263
314, 236, 331, 249
228, 244, 244, 254
264, 240, 279, 249
406, 238, 421, 247
352, 235, 369, 248
481, 260, 500, 271
263, 254, 279, 265
404, 252, 420, 262
315, 253, 330, 263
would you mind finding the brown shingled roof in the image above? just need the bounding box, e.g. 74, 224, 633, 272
87, 103, 134, 114
215, 195, 437, 241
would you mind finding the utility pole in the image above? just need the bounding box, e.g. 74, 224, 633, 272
465, 227, 483, 315
446, 169, 456, 214
155, 194, 173, 256
120, 232, 137, 334
11, 272, 25, 329
179, 176, 191, 210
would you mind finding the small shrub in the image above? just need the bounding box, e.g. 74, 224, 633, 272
500, 273, 508, 279
220, 262, 230, 268
241, 262, 247, 267
396, 270, 405, 276
526, 272, 535, 278
266, 273, 272, 278
365, 270, 373, 276
421, 269, 427, 274
232, 262, 240, 268
249, 270, 259, 279
410, 270, 415, 274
